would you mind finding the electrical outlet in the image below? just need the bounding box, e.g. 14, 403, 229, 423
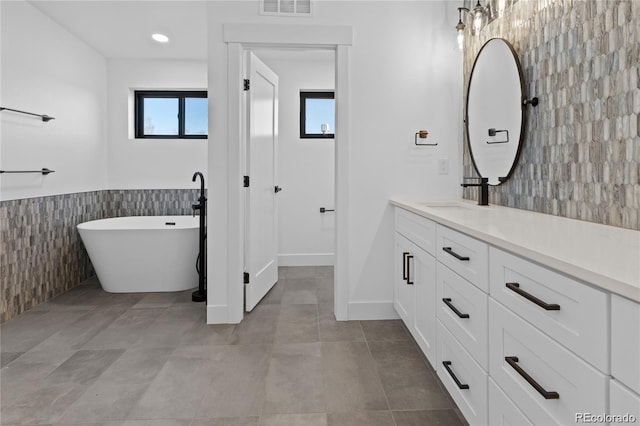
438, 158, 449, 175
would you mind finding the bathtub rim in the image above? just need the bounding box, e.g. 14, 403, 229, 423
77, 215, 200, 231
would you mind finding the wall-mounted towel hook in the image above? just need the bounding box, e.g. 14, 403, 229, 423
415, 130, 437, 146
0, 107, 55, 122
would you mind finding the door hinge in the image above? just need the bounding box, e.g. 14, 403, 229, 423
244, 272, 250, 284
243, 176, 250, 187
243, 79, 250, 91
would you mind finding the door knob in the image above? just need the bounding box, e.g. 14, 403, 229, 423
274, 186, 282, 193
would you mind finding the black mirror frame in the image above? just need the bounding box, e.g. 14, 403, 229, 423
464, 37, 528, 186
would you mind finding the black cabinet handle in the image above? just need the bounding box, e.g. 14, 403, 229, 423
406, 255, 414, 285
442, 298, 470, 318
442, 361, 469, 390
506, 283, 560, 311
442, 247, 470, 261
402, 252, 409, 281
505, 356, 559, 399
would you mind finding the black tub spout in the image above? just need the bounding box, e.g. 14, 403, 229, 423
192, 172, 205, 198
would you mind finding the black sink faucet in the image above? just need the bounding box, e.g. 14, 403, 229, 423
461, 177, 489, 206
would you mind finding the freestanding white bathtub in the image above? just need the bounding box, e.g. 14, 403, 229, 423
77, 216, 199, 293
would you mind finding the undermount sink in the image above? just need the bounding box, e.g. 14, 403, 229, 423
418, 201, 476, 210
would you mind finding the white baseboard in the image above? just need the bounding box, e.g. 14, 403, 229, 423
347, 301, 400, 320
278, 253, 335, 266
206, 304, 236, 324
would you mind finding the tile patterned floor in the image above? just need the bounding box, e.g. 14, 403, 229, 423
1, 266, 466, 426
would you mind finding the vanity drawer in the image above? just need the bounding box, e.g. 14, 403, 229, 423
436, 225, 488, 292
437, 320, 488, 426
489, 247, 608, 372
437, 262, 488, 370
612, 294, 640, 394
488, 378, 533, 426
395, 207, 436, 255
610, 379, 640, 421
489, 300, 607, 426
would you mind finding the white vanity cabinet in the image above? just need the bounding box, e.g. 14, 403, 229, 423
488, 247, 610, 425
391, 200, 640, 426
436, 262, 488, 369
436, 225, 488, 292
394, 233, 415, 326
393, 208, 437, 367
489, 299, 607, 425
434, 227, 490, 425
611, 295, 640, 419
437, 320, 488, 425
488, 377, 533, 425
612, 295, 640, 394
610, 379, 640, 421
490, 247, 609, 372
395, 209, 490, 425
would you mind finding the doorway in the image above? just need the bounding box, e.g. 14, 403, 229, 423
244, 48, 336, 313
211, 23, 352, 324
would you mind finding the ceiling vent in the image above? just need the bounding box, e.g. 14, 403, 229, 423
261, 0, 312, 16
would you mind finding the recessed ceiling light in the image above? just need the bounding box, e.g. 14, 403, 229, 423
152, 33, 169, 43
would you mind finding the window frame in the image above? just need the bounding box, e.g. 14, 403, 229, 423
299, 91, 335, 139
134, 90, 208, 139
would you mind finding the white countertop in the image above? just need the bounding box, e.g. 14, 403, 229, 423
391, 198, 640, 302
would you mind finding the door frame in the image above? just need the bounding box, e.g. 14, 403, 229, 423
218, 23, 352, 323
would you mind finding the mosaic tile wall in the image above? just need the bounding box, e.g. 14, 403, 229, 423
107, 189, 201, 217
0, 189, 202, 323
462, 0, 640, 230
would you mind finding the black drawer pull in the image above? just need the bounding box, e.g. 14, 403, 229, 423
406, 255, 414, 285
442, 361, 469, 390
402, 252, 409, 281
505, 356, 559, 400
442, 247, 469, 261
506, 282, 560, 311
442, 298, 470, 318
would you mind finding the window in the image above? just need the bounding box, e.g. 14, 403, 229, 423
300, 91, 335, 139
135, 91, 207, 139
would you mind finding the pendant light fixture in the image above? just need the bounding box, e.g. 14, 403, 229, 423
456, 7, 470, 51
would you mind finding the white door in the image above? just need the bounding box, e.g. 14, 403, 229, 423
244, 52, 280, 312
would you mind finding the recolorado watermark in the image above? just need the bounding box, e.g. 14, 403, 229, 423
576, 413, 637, 423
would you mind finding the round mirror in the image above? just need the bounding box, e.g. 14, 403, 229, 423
466, 38, 525, 185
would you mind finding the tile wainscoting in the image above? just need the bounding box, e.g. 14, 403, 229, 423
462, 0, 640, 231
0, 189, 201, 323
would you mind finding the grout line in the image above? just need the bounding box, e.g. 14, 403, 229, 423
362, 332, 397, 426
313, 275, 329, 418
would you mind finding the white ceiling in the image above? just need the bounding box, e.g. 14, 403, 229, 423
28, 1, 208, 60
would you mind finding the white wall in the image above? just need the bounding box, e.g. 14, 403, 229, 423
256, 50, 335, 266
208, 0, 464, 322
0, 0, 108, 201
106, 59, 208, 189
